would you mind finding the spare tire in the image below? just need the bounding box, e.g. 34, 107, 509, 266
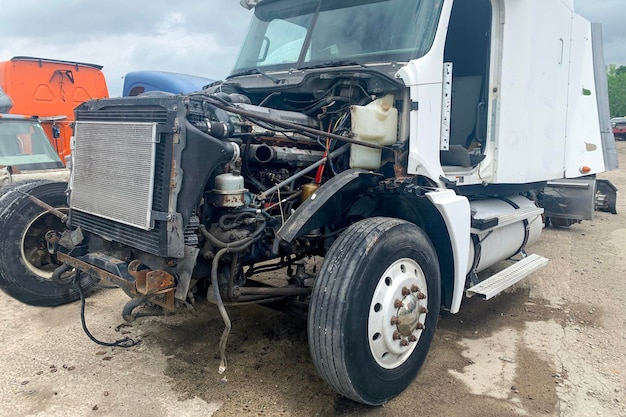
0, 180, 97, 306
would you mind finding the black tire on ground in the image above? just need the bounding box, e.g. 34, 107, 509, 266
0, 180, 97, 306
308, 217, 441, 405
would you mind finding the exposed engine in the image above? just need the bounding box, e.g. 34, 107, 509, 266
64, 70, 404, 317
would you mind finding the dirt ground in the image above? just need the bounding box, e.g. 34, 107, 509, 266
1, 144, 625, 417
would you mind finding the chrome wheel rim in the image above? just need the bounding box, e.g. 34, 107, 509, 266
367, 258, 429, 369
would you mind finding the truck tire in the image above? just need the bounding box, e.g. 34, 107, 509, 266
308, 217, 441, 405
0, 180, 97, 306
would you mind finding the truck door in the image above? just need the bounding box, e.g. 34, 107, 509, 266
495, 1, 573, 182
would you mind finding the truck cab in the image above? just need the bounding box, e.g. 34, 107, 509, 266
0, 114, 66, 186
233, 0, 616, 184
30, 0, 617, 406
122, 71, 215, 96
0, 87, 66, 186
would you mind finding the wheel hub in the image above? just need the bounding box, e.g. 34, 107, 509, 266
368, 258, 428, 369
396, 289, 423, 337
20, 208, 68, 279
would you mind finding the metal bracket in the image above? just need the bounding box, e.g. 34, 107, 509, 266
151, 210, 171, 222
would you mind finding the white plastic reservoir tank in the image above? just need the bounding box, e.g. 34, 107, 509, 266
349, 94, 398, 170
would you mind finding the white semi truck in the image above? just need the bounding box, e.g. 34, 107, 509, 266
12, 0, 617, 405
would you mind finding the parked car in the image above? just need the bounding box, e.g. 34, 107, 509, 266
611, 116, 626, 140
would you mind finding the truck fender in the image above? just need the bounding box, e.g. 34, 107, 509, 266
425, 190, 471, 314
275, 169, 380, 244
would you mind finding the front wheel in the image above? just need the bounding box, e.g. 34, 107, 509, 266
308, 217, 441, 405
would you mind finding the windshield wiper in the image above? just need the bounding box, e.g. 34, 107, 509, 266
297, 60, 368, 70
227, 68, 281, 84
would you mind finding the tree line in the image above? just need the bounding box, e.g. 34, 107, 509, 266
608, 65, 626, 117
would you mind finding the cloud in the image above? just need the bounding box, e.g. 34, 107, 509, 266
0, 0, 251, 96
1, 0, 624, 97
574, 0, 626, 65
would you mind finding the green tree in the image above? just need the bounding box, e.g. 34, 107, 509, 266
607, 65, 626, 117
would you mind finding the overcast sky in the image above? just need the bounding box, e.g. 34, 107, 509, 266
1, 0, 625, 97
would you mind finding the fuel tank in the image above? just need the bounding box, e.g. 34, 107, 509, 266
467, 195, 543, 274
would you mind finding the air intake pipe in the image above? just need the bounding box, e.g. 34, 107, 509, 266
248, 144, 325, 166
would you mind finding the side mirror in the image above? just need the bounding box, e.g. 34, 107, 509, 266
52, 125, 61, 139
240, 0, 259, 10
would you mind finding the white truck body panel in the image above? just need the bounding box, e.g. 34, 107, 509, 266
397, 0, 451, 182
401, 0, 612, 185
398, 0, 616, 313
564, 15, 607, 177
494, 0, 572, 183
426, 189, 471, 314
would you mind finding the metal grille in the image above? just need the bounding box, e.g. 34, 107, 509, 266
71, 210, 166, 256
71, 121, 157, 230
76, 108, 169, 124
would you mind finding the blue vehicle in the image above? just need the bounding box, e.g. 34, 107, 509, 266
122, 71, 214, 96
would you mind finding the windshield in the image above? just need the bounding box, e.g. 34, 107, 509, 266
0, 119, 64, 170
233, 0, 444, 73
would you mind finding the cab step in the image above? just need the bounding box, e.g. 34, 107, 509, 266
466, 253, 549, 300
471, 206, 544, 233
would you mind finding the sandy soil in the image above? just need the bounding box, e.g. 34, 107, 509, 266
1, 144, 625, 417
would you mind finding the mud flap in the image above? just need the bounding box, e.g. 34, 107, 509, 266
595, 179, 618, 214
543, 178, 597, 221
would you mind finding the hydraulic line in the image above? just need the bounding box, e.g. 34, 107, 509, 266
207, 97, 388, 150
199, 217, 266, 251
212, 247, 231, 374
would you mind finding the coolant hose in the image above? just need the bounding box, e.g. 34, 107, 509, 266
204, 103, 234, 139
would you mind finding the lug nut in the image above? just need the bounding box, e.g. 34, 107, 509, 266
409, 335, 418, 342
411, 285, 419, 293
394, 299, 403, 308
400, 339, 409, 347
393, 331, 402, 340
402, 287, 411, 296
417, 292, 426, 299
391, 316, 399, 326
419, 306, 428, 314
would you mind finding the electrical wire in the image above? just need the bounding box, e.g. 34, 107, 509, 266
73, 273, 140, 348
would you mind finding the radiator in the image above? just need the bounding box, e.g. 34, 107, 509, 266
71, 121, 157, 231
